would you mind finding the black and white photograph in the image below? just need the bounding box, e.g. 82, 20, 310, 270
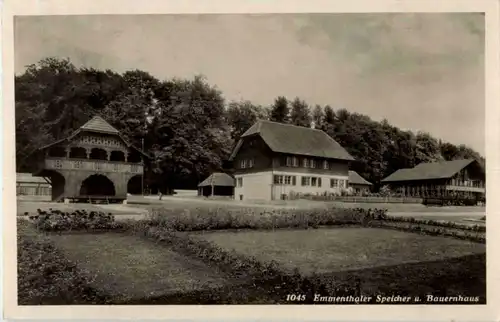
2, 0, 499, 320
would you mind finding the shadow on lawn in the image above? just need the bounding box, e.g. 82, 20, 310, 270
112, 253, 486, 305
322, 253, 486, 304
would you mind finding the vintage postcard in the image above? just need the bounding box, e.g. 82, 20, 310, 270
2, 0, 500, 321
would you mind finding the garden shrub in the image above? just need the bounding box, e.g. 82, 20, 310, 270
367, 220, 485, 244
23, 209, 121, 232
146, 206, 381, 231
382, 215, 486, 233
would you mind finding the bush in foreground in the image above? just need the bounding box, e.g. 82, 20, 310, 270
24, 209, 120, 232
146, 206, 388, 231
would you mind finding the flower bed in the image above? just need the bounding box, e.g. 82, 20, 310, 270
23, 209, 121, 232
22, 206, 484, 244
367, 221, 485, 244
146, 206, 381, 231
383, 215, 485, 232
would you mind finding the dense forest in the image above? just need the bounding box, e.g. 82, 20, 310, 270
15, 58, 485, 192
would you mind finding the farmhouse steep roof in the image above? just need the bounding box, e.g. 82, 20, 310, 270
381, 159, 479, 183
198, 172, 235, 187
348, 171, 372, 186
230, 120, 355, 161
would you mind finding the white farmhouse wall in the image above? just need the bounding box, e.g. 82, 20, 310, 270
271, 170, 349, 198
234, 170, 349, 201
234, 171, 273, 201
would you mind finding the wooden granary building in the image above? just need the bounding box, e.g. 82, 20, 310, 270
29, 116, 149, 203
381, 159, 485, 202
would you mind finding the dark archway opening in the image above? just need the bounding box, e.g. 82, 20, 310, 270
79, 175, 116, 197
89, 148, 108, 161
110, 150, 126, 162
199, 185, 234, 197
69, 147, 87, 159
43, 170, 65, 201
127, 175, 142, 195
48, 146, 66, 158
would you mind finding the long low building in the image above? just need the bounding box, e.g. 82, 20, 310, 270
381, 159, 485, 199
348, 170, 373, 194
17, 173, 52, 196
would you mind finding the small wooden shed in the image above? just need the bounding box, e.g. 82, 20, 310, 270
198, 172, 235, 197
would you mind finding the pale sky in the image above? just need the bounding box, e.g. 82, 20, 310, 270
14, 13, 485, 155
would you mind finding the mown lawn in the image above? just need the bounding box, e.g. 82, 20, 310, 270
192, 227, 486, 275
48, 233, 236, 301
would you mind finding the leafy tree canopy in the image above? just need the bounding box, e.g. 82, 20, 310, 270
15, 57, 484, 191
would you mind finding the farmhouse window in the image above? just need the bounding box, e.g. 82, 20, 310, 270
323, 160, 329, 169
310, 159, 316, 168
303, 159, 309, 168
339, 180, 345, 188
285, 176, 292, 185
248, 158, 254, 168
286, 156, 293, 166
311, 177, 317, 187
240, 160, 247, 169
292, 176, 296, 185
318, 178, 322, 187
293, 157, 299, 167
274, 175, 284, 185
331, 179, 338, 188
302, 176, 311, 186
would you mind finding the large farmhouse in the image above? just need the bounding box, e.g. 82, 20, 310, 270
28, 116, 149, 203
229, 120, 355, 201
381, 159, 485, 200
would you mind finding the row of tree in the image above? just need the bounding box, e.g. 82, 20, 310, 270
15, 58, 484, 192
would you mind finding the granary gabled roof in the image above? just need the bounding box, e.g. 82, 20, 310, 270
37, 115, 151, 159
198, 172, 235, 187
381, 159, 479, 183
348, 171, 373, 186
229, 120, 355, 161
79, 116, 120, 135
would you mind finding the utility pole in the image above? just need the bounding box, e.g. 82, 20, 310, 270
141, 137, 145, 196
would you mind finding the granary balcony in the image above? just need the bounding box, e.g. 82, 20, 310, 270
445, 185, 485, 193
446, 178, 485, 193
37, 157, 144, 175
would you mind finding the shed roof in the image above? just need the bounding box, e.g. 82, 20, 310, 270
229, 120, 354, 161
348, 171, 373, 186
381, 159, 478, 183
198, 172, 235, 187
17, 173, 50, 184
